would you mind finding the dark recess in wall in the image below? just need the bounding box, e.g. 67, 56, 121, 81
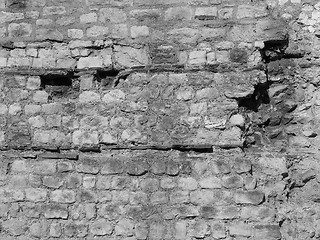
95, 69, 120, 88
238, 82, 271, 112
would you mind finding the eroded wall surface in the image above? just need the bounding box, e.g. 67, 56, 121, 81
0, 0, 320, 239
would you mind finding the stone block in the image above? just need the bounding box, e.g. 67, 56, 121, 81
26, 76, 41, 90
68, 29, 84, 39
33, 160, 56, 175
140, 178, 159, 192
33, 91, 48, 103
0, 188, 24, 202
0, 104, 8, 115
199, 177, 222, 189
165, 7, 192, 21
77, 57, 103, 69
178, 177, 198, 190
195, 7, 218, 20
2, 219, 27, 236
222, 175, 243, 189
77, 159, 100, 174
90, 219, 113, 236
51, 190, 76, 203
49, 223, 62, 237
8, 22, 32, 38
43, 6, 66, 15
131, 25, 149, 38
190, 190, 214, 205
229, 222, 252, 237
25, 188, 47, 202
127, 159, 149, 176
188, 50, 206, 66
86, 25, 109, 38
253, 225, 281, 239
234, 190, 265, 205
237, 5, 268, 19
160, 177, 176, 189
80, 12, 97, 23
99, 8, 127, 23
44, 205, 68, 219
170, 190, 189, 204
114, 45, 149, 68
43, 176, 64, 189
115, 219, 134, 236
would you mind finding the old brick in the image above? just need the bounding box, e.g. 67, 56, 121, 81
77, 57, 103, 69
90, 219, 113, 236
2, 219, 27, 236
101, 159, 124, 175
253, 225, 281, 239
25, 188, 47, 202
135, 222, 148, 239
115, 219, 134, 236
150, 191, 167, 204
140, 178, 159, 192
114, 45, 149, 68
127, 159, 149, 176
99, 8, 127, 23
29, 221, 47, 238
170, 190, 189, 204
222, 175, 243, 189
234, 190, 265, 205
178, 177, 198, 190
33, 160, 56, 175
216, 205, 240, 219
43, 6, 66, 15
66, 174, 82, 188
83, 176, 96, 188
96, 176, 112, 189
99, 204, 121, 220
131, 26, 149, 38
229, 222, 252, 237
77, 158, 100, 174
112, 190, 130, 203
199, 176, 222, 189
195, 7, 218, 20
33, 91, 48, 103
45, 205, 68, 219
130, 191, 148, 205
160, 177, 176, 189
51, 190, 76, 203
211, 222, 226, 239
8, 23, 32, 38
189, 220, 210, 238
58, 161, 73, 172
80, 190, 97, 202
232, 157, 251, 173
49, 223, 62, 237
0, 188, 24, 202
190, 190, 214, 205
165, 7, 192, 21
80, 12, 97, 23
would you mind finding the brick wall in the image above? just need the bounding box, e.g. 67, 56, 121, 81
0, 0, 320, 239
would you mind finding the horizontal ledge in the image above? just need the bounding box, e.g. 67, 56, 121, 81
0, 63, 265, 76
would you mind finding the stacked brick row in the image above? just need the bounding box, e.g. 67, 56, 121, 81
0, 149, 282, 239
0, 71, 267, 150
0, 0, 304, 70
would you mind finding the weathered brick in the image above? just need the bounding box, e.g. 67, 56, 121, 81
229, 222, 252, 237
190, 190, 214, 205
66, 174, 82, 188
43, 6, 66, 15
127, 159, 149, 176
29, 221, 47, 238
96, 176, 112, 189
199, 176, 222, 189
234, 190, 265, 205
170, 190, 189, 204
165, 7, 192, 21
2, 219, 27, 236
76, 158, 100, 174
115, 219, 134, 236
51, 190, 76, 203
195, 7, 218, 20
49, 223, 62, 237
101, 159, 124, 175
99, 8, 127, 23
0, 188, 24, 202
253, 225, 281, 239
90, 219, 113, 236
45, 205, 68, 219
222, 175, 243, 189
160, 177, 176, 189
25, 188, 47, 202
178, 177, 198, 190
33, 160, 56, 175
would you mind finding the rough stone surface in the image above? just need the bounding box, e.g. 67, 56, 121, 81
0, 0, 317, 239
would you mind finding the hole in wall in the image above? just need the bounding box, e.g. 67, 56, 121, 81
95, 69, 120, 89
260, 39, 289, 63
40, 72, 78, 99
238, 82, 271, 112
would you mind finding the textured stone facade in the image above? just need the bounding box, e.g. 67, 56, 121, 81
0, 0, 320, 239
